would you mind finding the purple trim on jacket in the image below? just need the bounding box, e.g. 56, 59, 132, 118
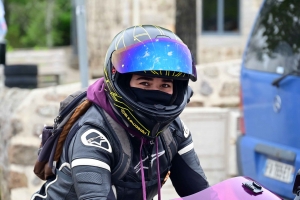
87, 78, 121, 124
87, 78, 141, 138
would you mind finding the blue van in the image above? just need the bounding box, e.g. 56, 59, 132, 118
237, 0, 300, 199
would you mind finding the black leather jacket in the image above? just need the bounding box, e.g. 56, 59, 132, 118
31, 104, 209, 200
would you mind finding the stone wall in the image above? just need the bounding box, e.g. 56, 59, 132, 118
86, 0, 175, 77
86, 0, 263, 77
0, 82, 83, 200
0, 87, 30, 200
197, 0, 264, 64
189, 59, 241, 107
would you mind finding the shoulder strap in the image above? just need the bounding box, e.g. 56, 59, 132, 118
55, 90, 88, 129
97, 107, 132, 182
161, 126, 178, 164
59, 99, 92, 163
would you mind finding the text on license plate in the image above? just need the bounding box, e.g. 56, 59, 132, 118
264, 159, 294, 183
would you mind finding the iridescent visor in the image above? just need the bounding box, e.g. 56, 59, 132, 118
111, 38, 197, 81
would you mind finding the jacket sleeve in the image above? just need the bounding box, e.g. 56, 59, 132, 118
170, 119, 209, 197
68, 125, 117, 200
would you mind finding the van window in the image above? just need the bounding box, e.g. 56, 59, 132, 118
244, 0, 300, 75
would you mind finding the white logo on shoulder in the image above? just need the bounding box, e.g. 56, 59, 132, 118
81, 129, 112, 153
181, 120, 190, 138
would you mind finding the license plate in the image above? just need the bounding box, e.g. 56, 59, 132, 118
264, 159, 294, 183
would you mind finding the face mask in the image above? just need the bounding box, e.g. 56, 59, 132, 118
130, 87, 172, 106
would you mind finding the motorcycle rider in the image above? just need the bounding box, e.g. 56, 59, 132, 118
31, 25, 209, 200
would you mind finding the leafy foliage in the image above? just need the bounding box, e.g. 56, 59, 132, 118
257, 0, 300, 55
5, 0, 71, 49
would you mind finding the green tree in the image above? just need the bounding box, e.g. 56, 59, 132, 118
5, 0, 71, 49
254, 0, 300, 55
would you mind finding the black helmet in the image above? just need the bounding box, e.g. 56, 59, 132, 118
104, 25, 197, 140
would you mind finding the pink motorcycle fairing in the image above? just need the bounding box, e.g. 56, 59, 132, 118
172, 176, 283, 200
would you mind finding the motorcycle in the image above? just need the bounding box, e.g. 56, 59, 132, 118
172, 176, 283, 200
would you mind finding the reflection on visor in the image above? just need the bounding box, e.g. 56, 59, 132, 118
112, 38, 196, 81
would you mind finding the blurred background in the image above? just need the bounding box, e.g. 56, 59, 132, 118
0, 0, 264, 200
3, 0, 261, 85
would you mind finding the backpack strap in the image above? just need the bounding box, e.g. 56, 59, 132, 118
98, 108, 132, 182
160, 127, 178, 165
55, 99, 92, 163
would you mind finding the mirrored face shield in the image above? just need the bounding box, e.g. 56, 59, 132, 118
111, 38, 197, 81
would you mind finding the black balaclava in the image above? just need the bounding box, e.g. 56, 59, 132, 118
130, 87, 172, 106
118, 73, 179, 106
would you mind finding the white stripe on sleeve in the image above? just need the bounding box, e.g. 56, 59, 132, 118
178, 142, 194, 155
71, 158, 111, 172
